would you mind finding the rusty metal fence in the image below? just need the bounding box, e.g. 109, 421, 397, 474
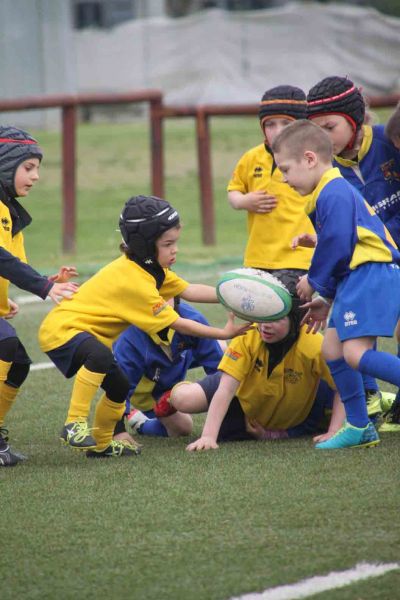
1, 92, 399, 253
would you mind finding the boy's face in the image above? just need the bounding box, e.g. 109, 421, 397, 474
156, 226, 181, 268
274, 149, 316, 196
258, 317, 290, 343
14, 157, 40, 197
263, 117, 294, 146
310, 115, 354, 155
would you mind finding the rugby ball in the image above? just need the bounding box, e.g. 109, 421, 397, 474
216, 268, 292, 322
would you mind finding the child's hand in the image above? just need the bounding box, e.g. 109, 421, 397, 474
291, 233, 317, 249
296, 275, 314, 301
4, 299, 19, 320
300, 296, 330, 334
244, 191, 278, 214
48, 282, 79, 304
49, 266, 78, 283
186, 436, 219, 451
221, 312, 252, 340
313, 428, 339, 443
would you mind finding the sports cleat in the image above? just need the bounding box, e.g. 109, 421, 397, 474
86, 439, 141, 458
315, 421, 380, 450
60, 421, 97, 450
127, 408, 149, 433
379, 399, 400, 433
365, 389, 383, 423
154, 390, 177, 418
380, 391, 395, 413
0, 427, 22, 467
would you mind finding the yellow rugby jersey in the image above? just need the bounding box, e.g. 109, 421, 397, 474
0, 201, 27, 315
219, 326, 334, 430
227, 143, 315, 269
39, 255, 189, 352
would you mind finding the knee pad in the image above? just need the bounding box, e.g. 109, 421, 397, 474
0, 337, 20, 362
101, 364, 130, 403
6, 362, 30, 388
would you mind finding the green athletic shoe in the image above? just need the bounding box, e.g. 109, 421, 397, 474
86, 439, 141, 458
365, 389, 383, 422
379, 400, 400, 433
380, 392, 396, 413
60, 421, 97, 450
315, 421, 380, 450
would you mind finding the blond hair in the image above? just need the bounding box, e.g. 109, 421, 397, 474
272, 120, 333, 162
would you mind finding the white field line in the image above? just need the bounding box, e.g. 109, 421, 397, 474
230, 562, 399, 600
15, 294, 50, 305
30, 362, 55, 371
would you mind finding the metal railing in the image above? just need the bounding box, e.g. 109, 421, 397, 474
1, 91, 399, 252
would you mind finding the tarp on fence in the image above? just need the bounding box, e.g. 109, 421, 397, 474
76, 2, 400, 105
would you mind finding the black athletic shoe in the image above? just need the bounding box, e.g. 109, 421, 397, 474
0, 427, 22, 467
60, 421, 97, 450
86, 439, 141, 458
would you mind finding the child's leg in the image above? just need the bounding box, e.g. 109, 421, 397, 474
66, 338, 115, 424
0, 337, 23, 426
89, 363, 140, 456
354, 337, 400, 432
0, 338, 30, 467
323, 328, 369, 428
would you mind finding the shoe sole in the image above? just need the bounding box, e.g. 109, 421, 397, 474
316, 439, 380, 450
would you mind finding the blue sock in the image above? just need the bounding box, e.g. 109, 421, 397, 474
359, 349, 400, 388
361, 341, 379, 393
140, 418, 168, 437
327, 357, 368, 427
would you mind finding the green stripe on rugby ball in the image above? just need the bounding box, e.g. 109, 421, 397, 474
216, 271, 292, 322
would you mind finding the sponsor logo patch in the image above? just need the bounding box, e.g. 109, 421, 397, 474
1, 217, 10, 231
225, 348, 242, 361
152, 301, 167, 316
344, 310, 358, 327
284, 368, 302, 384
380, 159, 400, 183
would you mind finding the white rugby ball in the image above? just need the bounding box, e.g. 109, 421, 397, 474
216, 268, 292, 322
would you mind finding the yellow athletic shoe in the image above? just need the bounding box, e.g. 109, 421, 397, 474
379, 399, 400, 433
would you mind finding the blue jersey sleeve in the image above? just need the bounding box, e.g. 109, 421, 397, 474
308, 184, 356, 296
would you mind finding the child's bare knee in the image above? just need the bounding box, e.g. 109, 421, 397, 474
170, 382, 195, 410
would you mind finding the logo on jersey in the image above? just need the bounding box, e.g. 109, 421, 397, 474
284, 368, 302, 384
344, 311, 358, 327
152, 301, 167, 316
380, 159, 400, 183
225, 348, 242, 361
1, 217, 10, 232
254, 358, 264, 372
253, 166, 263, 178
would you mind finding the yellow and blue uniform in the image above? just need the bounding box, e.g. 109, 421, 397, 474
307, 168, 400, 341
219, 326, 334, 430
113, 301, 223, 412
227, 144, 315, 270
334, 125, 400, 245
39, 255, 189, 355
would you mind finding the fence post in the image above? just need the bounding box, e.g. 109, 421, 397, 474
150, 96, 164, 198
61, 103, 77, 254
196, 108, 215, 245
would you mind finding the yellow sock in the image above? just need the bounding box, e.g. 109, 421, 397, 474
66, 366, 105, 425
0, 360, 13, 426
93, 394, 125, 451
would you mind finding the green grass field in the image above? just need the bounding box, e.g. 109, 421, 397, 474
1, 116, 399, 600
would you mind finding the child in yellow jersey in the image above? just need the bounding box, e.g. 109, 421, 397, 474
0, 126, 78, 467
38, 195, 250, 459
168, 305, 344, 452
227, 85, 315, 296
